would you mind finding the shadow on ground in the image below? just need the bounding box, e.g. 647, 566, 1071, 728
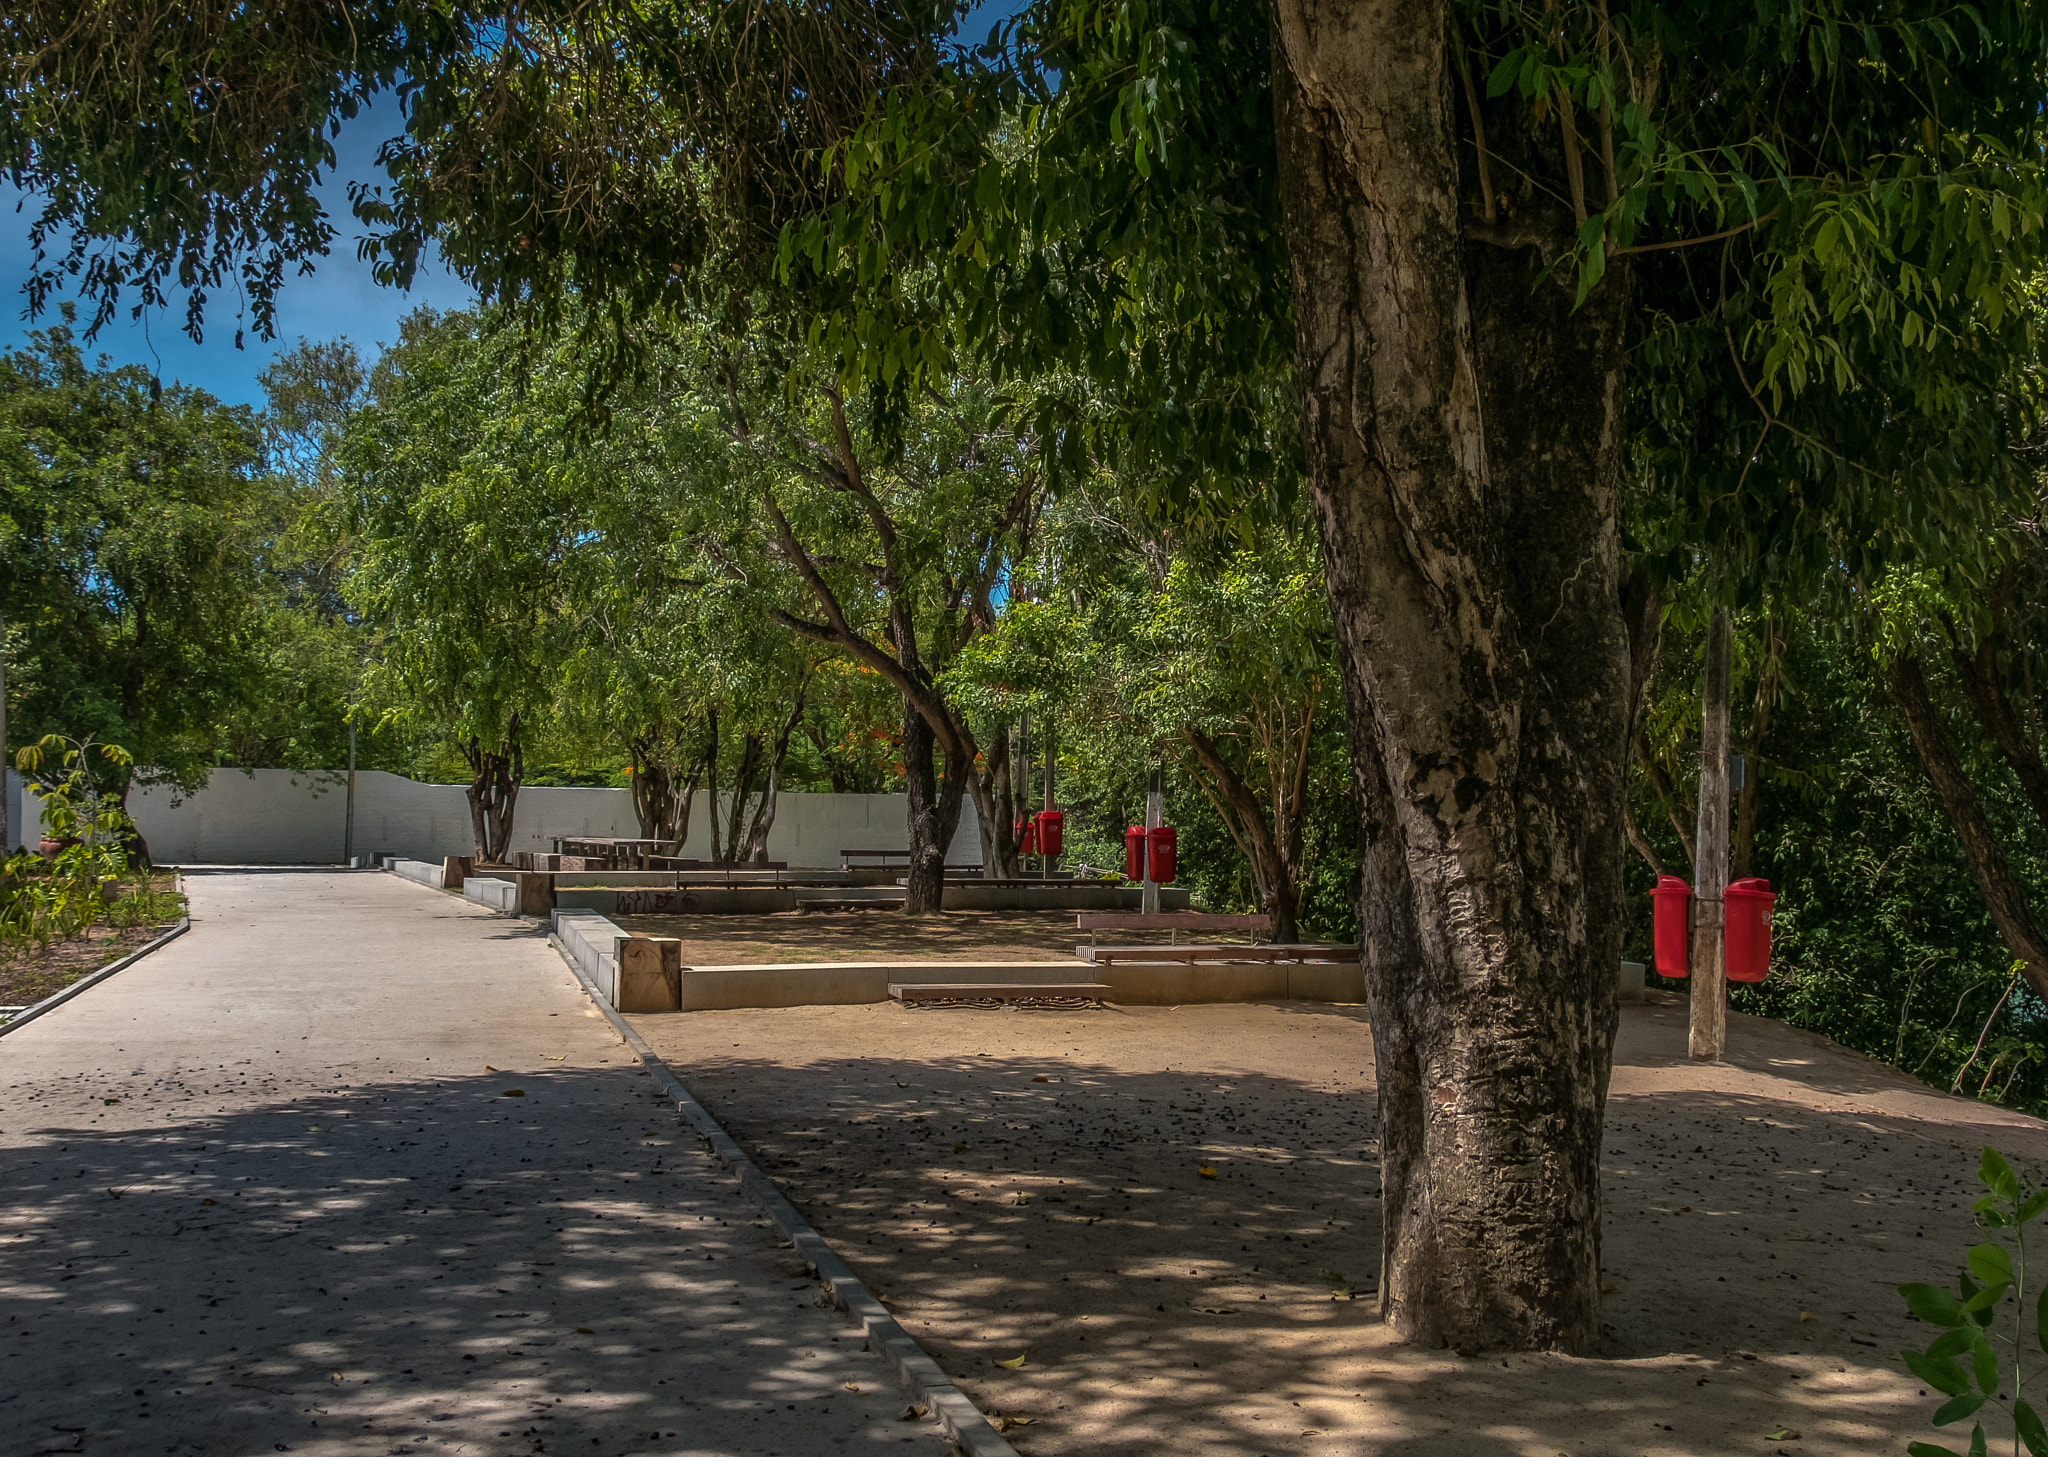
635, 998, 2033, 1457
0, 1066, 948, 1457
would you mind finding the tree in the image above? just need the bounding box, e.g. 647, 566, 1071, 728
339, 311, 573, 860
16, 0, 2048, 1354
0, 320, 272, 842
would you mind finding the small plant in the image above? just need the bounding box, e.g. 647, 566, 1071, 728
1899, 1147, 2048, 1457
0, 735, 136, 946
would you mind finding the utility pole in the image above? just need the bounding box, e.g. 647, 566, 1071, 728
1141, 767, 1163, 915
1689, 608, 1733, 1062
1, 611, 9, 855
344, 714, 357, 867
1042, 716, 1055, 879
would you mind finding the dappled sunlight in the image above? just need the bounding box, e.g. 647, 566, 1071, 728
633, 997, 2028, 1455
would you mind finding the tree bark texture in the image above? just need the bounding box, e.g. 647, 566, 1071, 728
1949, 615, 2048, 840
1885, 651, 2048, 1004
901, 701, 966, 913
968, 726, 1023, 880
1689, 609, 1731, 1063
1271, 0, 1631, 1353
462, 714, 523, 863
1180, 721, 1312, 943
629, 731, 706, 846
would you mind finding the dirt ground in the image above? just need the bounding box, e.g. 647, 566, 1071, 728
0, 920, 172, 1010
611, 910, 1256, 965
627, 988, 2048, 1457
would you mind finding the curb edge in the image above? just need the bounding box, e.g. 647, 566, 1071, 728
549, 933, 1020, 1457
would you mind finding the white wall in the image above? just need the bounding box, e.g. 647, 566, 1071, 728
34, 768, 981, 867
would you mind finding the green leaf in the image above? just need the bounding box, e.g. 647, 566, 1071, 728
1904, 1348, 1971, 1397
1967, 1243, 2013, 1288
1980, 1148, 2019, 1201
1929, 1327, 1976, 1360
1904, 1283, 1969, 1326
2015, 1398, 2048, 1456
1969, 1328, 1999, 1394
1908, 1444, 1964, 1457
1934, 1392, 1986, 1426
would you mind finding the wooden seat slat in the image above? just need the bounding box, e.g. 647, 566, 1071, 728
1077, 943, 1359, 965
890, 982, 1111, 1001
1075, 912, 1269, 930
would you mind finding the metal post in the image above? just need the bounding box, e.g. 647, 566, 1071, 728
1689, 608, 1733, 1062
1141, 767, 1162, 915
1043, 716, 1055, 879
1016, 712, 1029, 879
344, 715, 357, 867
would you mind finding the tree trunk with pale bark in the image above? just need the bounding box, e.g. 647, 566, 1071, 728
1271, 0, 1632, 1352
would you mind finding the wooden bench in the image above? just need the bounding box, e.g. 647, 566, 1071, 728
890, 981, 1112, 1007
1077, 943, 1359, 966
1076, 911, 1271, 945
840, 850, 983, 872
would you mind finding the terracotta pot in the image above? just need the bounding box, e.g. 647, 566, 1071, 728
38, 836, 76, 860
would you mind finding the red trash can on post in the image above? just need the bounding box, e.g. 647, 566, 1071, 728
1124, 826, 1147, 882
1034, 809, 1064, 859
1725, 877, 1776, 982
1015, 817, 1037, 857
1148, 825, 1178, 884
1650, 874, 1692, 977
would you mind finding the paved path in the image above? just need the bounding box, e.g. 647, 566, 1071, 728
0, 870, 950, 1457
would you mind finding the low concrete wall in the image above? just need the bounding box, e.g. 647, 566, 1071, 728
660, 958, 1362, 1011
463, 877, 518, 914
556, 886, 801, 916
941, 883, 1189, 912
553, 910, 628, 1002
388, 858, 447, 890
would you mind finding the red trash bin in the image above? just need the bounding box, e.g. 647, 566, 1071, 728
1148, 825, 1177, 884
1650, 874, 1692, 977
1725, 877, 1776, 982
1034, 809, 1064, 858
1015, 817, 1037, 857
1124, 826, 1147, 882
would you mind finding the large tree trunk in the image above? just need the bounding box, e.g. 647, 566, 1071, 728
1884, 651, 2048, 1003
1271, 0, 1631, 1352
1949, 607, 2048, 839
628, 731, 705, 846
462, 713, 523, 863
1181, 725, 1308, 943
901, 697, 968, 914
742, 688, 809, 863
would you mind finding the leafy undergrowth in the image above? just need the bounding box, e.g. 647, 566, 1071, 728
0, 879, 185, 1012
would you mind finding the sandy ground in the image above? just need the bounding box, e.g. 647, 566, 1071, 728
0, 872, 954, 1456
630, 990, 2048, 1457
0, 920, 173, 1009
611, 910, 1253, 965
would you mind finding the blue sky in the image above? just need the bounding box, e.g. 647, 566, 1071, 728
0, 98, 473, 408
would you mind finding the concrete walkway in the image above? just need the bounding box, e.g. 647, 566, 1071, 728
0, 870, 952, 1457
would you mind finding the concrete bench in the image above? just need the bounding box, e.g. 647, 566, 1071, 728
890, 981, 1112, 1007
1077, 943, 1360, 965
1076, 911, 1271, 945
462, 876, 518, 914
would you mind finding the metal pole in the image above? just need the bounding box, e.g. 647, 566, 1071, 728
344, 715, 357, 867
1141, 767, 1162, 915
1043, 716, 1055, 879
1, 610, 9, 855
1689, 608, 1733, 1062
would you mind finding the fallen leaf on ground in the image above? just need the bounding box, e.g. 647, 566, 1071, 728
202, 1198, 217, 1206
996, 1414, 1036, 1431
1798, 1311, 1814, 1323
899, 1405, 927, 1421
1032, 1074, 1049, 1083
1198, 1166, 1218, 1179
574, 1326, 594, 1335
1190, 1305, 1237, 1315
1766, 1429, 1801, 1442
502, 1089, 525, 1097
844, 1382, 860, 1392
995, 1353, 1028, 1369
102, 1098, 119, 1105
484, 1065, 499, 1072
544, 1055, 564, 1062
